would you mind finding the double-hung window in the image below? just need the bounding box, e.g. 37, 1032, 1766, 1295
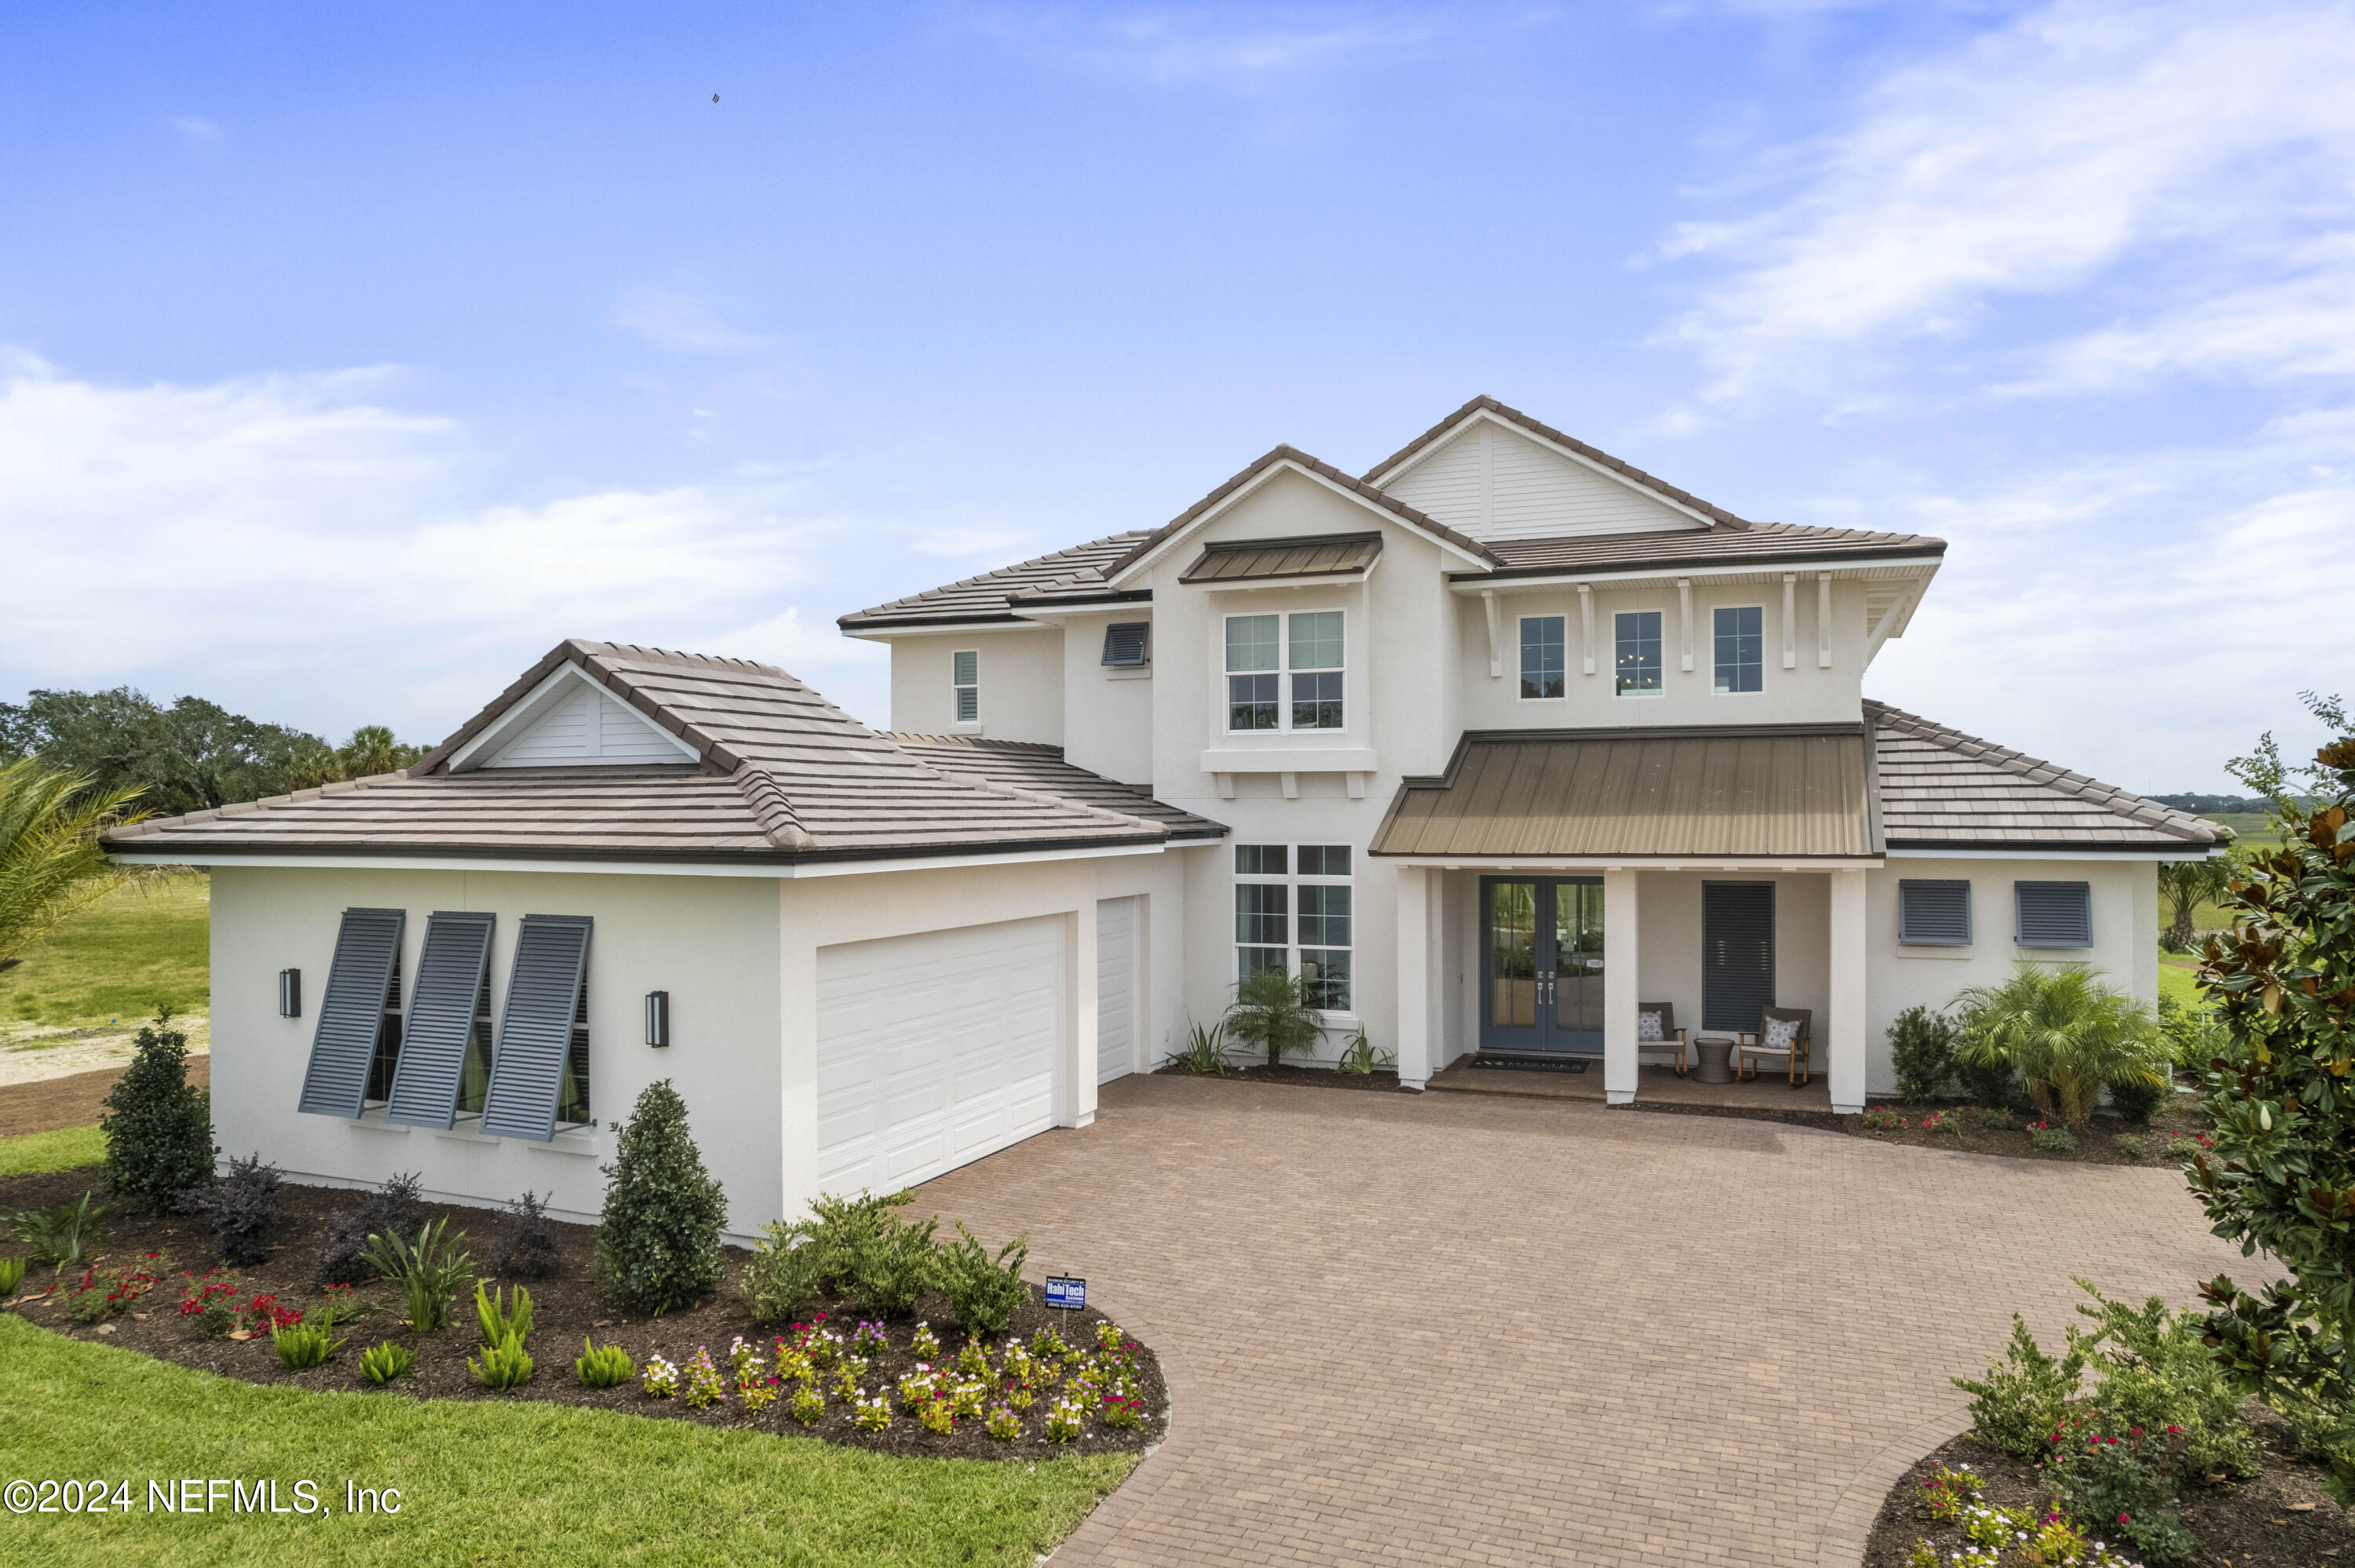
1614, 611, 1663, 696
951, 650, 980, 724
1226, 611, 1345, 731
1520, 615, 1566, 700
1713, 607, 1763, 694
1232, 844, 1354, 1012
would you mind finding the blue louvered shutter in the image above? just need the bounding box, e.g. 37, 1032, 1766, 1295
385, 912, 497, 1129
1702, 882, 1776, 1032
480, 914, 592, 1142
1898, 881, 1972, 946
298, 907, 406, 1118
2015, 881, 2092, 948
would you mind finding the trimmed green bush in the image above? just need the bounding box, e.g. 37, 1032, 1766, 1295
471, 1332, 534, 1389
2105, 1070, 2169, 1125
743, 1228, 829, 1324
99, 1009, 212, 1210
1953, 1314, 2088, 1457
1888, 1005, 1957, 1103
357, 1340, 416, 1384
0, 1256, 23, 1296
933, 1223, 1028, 1336
594, 1080, 726, 1315
576, 1336, 635, 1388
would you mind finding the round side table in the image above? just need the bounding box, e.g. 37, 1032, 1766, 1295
1693, 1036, 1736, 1085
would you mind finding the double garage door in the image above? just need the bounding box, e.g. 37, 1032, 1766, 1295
814, 903, 1141, 1198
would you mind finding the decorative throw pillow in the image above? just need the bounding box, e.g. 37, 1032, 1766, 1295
1764, 1017, 1800, 1052
1637, 1010, 1663, 1043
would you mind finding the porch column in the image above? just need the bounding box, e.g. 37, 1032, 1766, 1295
1062, 904, 1099, 1129
1828, 868, 1868, 1114
1394, 864, 1432, 1091
1603, 869, 1640, 1105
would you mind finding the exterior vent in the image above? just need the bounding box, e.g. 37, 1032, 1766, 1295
1101, 622, 1151, 667
2014, 881, 2092, 949
1897, 881, 1972, 946
297, 908, 406, 1119
385, 912, 498, 1129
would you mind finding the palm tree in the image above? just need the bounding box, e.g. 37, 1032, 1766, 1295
0, 760, 153, 973
336, 724, 422, 779
1224, 968, 1324, 1070
2157, 855, 2234, 950
1952, 961, 2165, 1128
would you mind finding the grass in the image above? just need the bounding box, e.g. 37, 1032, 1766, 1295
2156, 957, 2204, 1010
0, 873, 211, 1027
0, 1315, 1136, 1565
0, 1123, 106, 1176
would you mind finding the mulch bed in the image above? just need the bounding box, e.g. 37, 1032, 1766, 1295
1154, 1062, 1408, 1092
0, 1166, 1165, 1463
1842, 1093, 2215, 1168
1864, 1421, 2354, 1567
0, 1058, 212, 1140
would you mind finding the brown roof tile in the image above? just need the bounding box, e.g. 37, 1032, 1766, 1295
838, 531, 1150, 630
886, 735, 1227, 841
1465, 520, 1944, 579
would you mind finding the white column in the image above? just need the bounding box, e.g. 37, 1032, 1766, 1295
1578, 585, 1595, 676
1604, 869, 1640, 1105
1817, 573, 1835, 668
1482, 589, 1502, 680
1781, 574, 1798, 669
1395, 865, 1432, 1090
1678, 579, 1695, 672
1828, 869, 1868, 1114
1063, 904, 1099, 1129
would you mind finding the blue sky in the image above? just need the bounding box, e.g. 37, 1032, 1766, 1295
2, 1, 2348, 791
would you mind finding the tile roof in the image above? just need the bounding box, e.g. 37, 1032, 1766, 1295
104, 641, 1172, 866
838, 531, 1151, 630
886, 735, 1228, 841
1178, 531, 1383, 585
1362, 395, 1762, 530
1469, 520, 1944, 579
1868, 701, 2225, 850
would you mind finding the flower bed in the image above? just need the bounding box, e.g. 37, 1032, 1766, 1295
1840, 1095, 2214, 1167
0, 1166, 1166, 1462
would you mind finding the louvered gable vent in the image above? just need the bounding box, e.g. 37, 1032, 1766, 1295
1101, 622, 1150, 667
385, 912, 497, 1129
2015, 881, 2093, 949
298, 908, 406, 1119
1898, 881, 1972, 946
480, 914, 592, 1142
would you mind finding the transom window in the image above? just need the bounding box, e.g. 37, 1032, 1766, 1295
1615, 611, 1663, 697
1520, 615, 1566, 700
951, 650, 980, 724
1713, 606, 1763, 695
1233, 843, 1354, 1012
1225, 611, 1345, 732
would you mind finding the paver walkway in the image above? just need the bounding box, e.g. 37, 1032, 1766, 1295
918, 1074, 2264, 1567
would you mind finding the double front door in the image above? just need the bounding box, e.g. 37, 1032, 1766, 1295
1481, 877, 1605, 1054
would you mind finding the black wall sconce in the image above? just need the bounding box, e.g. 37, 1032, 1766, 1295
644, 990, 670, 1048
279, 968, 302, 1019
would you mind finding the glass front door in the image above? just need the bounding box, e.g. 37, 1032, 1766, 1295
1481, 877, 1605, 1053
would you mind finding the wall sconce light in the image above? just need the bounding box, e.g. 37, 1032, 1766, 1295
644, 990, 670, 1048
279, 968, 302, 1019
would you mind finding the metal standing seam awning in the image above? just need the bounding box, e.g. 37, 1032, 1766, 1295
1178, 532, 1384, 585
1369, 724, 1883, 863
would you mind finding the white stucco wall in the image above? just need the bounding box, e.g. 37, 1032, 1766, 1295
1059, 608, 1156, 785
885, 628, 1065, 745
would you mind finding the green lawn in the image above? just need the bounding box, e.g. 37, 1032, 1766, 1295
0, 1122, 106, 1176
2157, 957, 2205, 1009
1, 1315, 1134, 1565
0, 873, 211, 1027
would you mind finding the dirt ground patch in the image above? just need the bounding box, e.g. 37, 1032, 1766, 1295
0, 1058, 212, 1139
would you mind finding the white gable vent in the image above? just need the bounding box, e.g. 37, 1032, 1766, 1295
449, 665, 702, 772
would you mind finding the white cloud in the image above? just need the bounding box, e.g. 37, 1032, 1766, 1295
169, 116, 222, 144
1658, 0, 2355, 404
973, 9, 1432, 95
615, 289, 770, 355
0, 352, 887, 738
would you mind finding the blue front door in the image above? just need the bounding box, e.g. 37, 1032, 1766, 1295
1480, 877, 1605, 1054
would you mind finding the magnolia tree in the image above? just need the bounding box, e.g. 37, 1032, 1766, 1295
2187, 692, 2355, 1501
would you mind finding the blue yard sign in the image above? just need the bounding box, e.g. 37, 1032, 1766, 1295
1045, 1275, 1086, 1311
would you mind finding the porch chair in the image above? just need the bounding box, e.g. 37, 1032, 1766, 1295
1635, 1001, 1688, 1077
1734, 1007, 1812, 1085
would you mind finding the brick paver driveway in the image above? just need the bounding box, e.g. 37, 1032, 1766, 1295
918, 1075, 2258, 1567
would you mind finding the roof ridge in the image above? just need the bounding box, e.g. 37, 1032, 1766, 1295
728, 760, 817, 851
885, 733, 1064, 754
841, 530, 1150, 624
1360, 394, 1757, 531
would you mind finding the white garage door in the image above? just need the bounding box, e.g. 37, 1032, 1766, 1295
1096, 896, 1139, 1085
816, 916, 1063, 1196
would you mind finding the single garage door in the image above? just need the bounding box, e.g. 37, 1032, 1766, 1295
816, 916, 1064, 1196
1096, 896, 1139, 1085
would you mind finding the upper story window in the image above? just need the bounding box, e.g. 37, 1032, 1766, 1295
1520, 616, 1566, 700
951, 650, 980, 724
1615, 611, 1663, 697
1226, 611, 1345, 732
1233, 842, 1353, 1012
1101, 622, 1150, 667
1714, 607, 1764, 695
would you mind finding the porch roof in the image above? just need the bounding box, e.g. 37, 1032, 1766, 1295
1368, 724, 1878, 861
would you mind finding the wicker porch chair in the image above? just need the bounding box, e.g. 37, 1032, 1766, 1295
1636, 1001, 1688, 1077
1734, 1007, 1813, 1085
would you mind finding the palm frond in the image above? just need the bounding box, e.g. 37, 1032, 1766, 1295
0, 759, 154, 968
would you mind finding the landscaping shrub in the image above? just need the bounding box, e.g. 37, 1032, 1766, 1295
1888, 1005, 1958, 1103
1334, 1028, 1393, 1076
1972, 1106, 2015, 1132
845, 1208, 939, 1318
1859, 1105, 1907, 1132
358, 1340, 415, 1384
0, 1256, 23, 1297
1955, 1056, 2017, 1110
576, 1336, 635, 1388
64, 1254, 161, 1322
1169, 1019, 1231, 1074
272, 1310, 345, 1370
1952, 1314, 2087, 1457
2113, 1134, 2146, 1161
593, 1079, 727, 1316
2072, 1281, 2259, 1481
475, 1282, 534, 1346
742, 1228, 828, 1324
2105, 1070, 2169, 1125
471, 1332, 534, 1390
750, 1188, 939, 1319
2155, 994, 2225, 1070
2047, 1413, 2200, 1566
933, 1222, 1028, 1335
1224, 968, 1324, 1070
2028, 1122, 2077, 1152
1953, 962, 2167, 1127
361, 1216, 475, 1333
98, 1009, 213, 1211
490, 1189, 560, 1280
9, 1189, 108, 1267
316, 1170, 422, 1286
176, 1151, 283, 1266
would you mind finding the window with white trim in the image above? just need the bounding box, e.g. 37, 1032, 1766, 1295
1615, 611, 1663, 696
1520, 615, 1566, 700
951, 651, 980, 724
1713, 606, 1763, 695
1225, 611, 1345, 732
1232, 843, 1353, 1012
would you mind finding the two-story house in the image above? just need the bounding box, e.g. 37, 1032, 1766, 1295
104, 396, 2222, 1235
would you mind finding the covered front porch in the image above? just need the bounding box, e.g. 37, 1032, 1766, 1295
1425, 1057, 1835, 1114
